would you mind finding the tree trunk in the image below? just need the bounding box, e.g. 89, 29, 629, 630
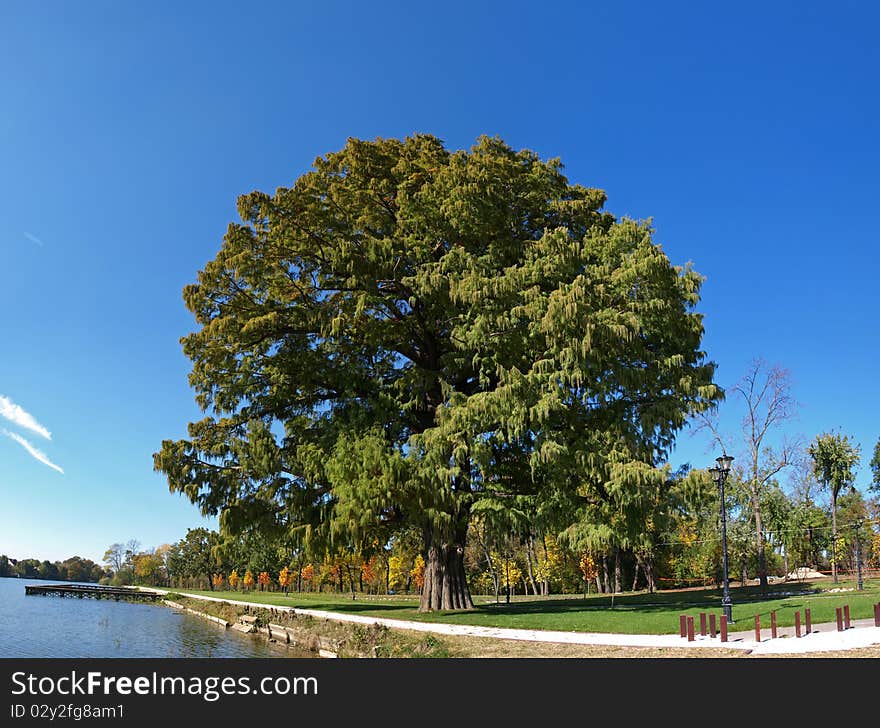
419, 524, 474, 611
613, 549, 621, 593
831, 491, 838, 584
347, 565, 357, 599
524, 537, 539, 596
754, 498, 768, 590
206, 571, 214, 591
602, 555, 610, 594
632, 557, 641, 592
475, 529, 500, 603
540, 536, 550, 595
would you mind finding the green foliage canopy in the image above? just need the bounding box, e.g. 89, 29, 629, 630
809, 431, 860, 501
153, 134, 720, 606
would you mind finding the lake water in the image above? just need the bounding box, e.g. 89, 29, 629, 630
0, 577, 306, 658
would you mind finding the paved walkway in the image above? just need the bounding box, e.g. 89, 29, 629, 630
147, 588, 880, 655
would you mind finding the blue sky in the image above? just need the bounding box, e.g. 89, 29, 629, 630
2, 1, 878, 564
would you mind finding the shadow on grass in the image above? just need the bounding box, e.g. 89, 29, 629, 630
468, 581, 829, 614
284, 582, 829, 620
180, 578, 877, 627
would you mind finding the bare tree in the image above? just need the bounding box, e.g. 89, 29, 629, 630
102, 543, 125, 575
696, 359, 800, 590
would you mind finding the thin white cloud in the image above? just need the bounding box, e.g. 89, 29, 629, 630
0, 395, 52, 439
23, 231, 44, 247
3, 430, 64, 474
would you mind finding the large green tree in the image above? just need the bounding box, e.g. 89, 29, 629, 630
154, 134, 719, 611
172, 528, 221, 590
870, 437, 880, 493
809, 430, 860, 583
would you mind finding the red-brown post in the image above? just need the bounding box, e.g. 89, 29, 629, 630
720, 615, 728, 643
709, 613, 717, 638
844, 604, 851, 629
699, 612, 707, 636
754, 614, 761, 642
874, 603, 880, 628
794, 610, 801, 638
687, 616, 695, 642
770, 610, 777, 639
680, 614, 687, 638
805, 608, 811, 634
836, 607, 843, 632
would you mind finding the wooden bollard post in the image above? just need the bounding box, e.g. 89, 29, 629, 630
720, 615, 728, 642
709, 613, 717, 638
794, 610, 801, 637
699, 612, 707, 637
687, 616, 695, 642
770, 610, 777, 639
754, 614, 761, 642
836, 607, 843, 632
680, 615, 687, 638
874, 603, 880, 628
805, 608, 811, 634
844, 604, 851, 629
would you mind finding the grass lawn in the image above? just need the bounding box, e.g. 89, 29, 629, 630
161, 576, 880, 635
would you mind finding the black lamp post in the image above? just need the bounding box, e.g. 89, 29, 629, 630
710, 454, 734, 623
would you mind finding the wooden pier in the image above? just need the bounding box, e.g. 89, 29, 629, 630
24, 583, 161, 601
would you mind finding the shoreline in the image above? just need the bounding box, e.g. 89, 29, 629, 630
145, 588, 880, 657
157, 593, 451, 658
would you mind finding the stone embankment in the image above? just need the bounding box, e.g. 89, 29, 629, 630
159, 595, 447, 658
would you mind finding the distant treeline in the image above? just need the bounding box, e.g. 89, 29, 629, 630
0, 554, 107, 583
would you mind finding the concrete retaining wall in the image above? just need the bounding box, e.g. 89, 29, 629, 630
163, 600, 230, 628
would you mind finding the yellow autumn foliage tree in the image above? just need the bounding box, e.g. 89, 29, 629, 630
387, 554, 410, 592
495, 553, 522, 593
579, 553, 597, 582
533, 535, 565, 585
279, 566, 291, 592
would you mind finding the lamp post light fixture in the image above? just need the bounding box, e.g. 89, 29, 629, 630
710, 454, 734, 623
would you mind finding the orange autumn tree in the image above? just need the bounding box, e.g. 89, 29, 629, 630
579, 553, 597, 598
243, 570, 254, 591
300, 563, 315, 592
279, 566, 291, 594
361, 557, 379, 594
228, 569, 239, 590
410, 555, 425, 592
212, 573, 225, 589
258, 571, 271, 592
